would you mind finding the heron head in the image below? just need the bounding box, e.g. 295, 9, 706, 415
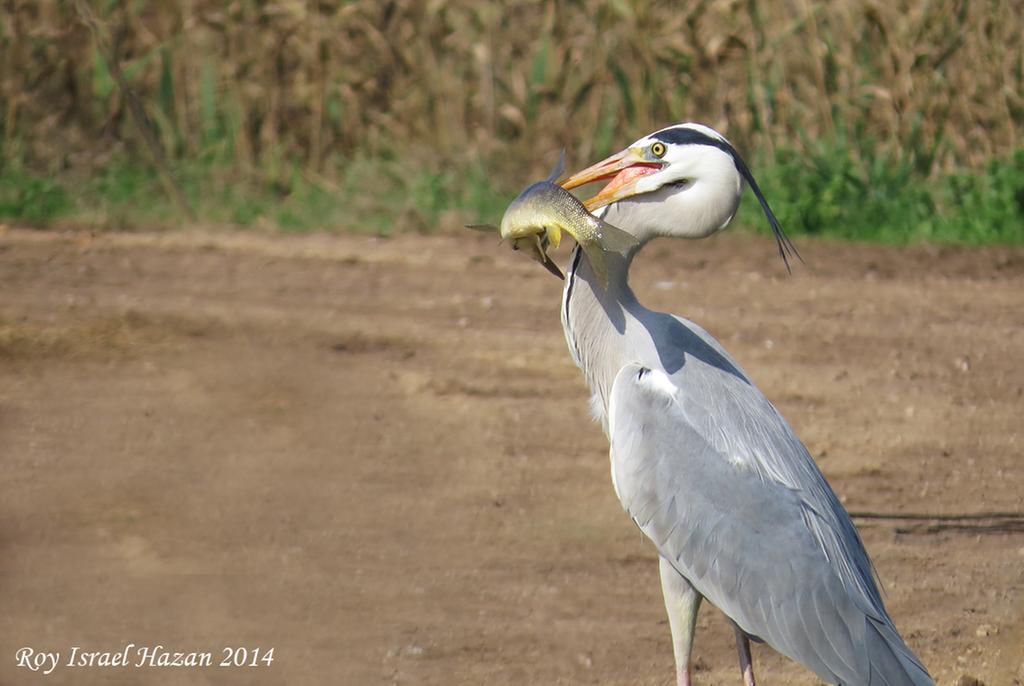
560, 123, 798, 269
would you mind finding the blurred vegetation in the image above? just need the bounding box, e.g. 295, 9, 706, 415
0, 0, 1022, 242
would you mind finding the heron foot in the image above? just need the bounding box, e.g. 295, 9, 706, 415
733, 625, 757, 686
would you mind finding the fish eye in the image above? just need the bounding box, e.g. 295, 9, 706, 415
650, 142, 667, 158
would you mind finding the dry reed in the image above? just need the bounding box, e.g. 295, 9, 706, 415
1, 0, 1021, 182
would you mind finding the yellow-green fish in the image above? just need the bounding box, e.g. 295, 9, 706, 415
468, 156, 638, 288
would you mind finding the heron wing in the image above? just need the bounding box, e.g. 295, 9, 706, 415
607, 355, 931, 685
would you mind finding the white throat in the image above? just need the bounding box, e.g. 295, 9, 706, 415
560, 244, 646, 428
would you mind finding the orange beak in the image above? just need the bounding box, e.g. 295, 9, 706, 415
559, 147, 663, 211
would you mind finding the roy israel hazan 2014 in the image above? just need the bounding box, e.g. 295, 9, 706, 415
15, 644, 274, 675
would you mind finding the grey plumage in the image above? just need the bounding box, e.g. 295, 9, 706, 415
609, 352, 930, 685
561, 246, 931, 686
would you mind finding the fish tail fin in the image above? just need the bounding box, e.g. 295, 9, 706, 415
595, 218, 640, 254
579, 219, 638, 290
580, 243, 610, 290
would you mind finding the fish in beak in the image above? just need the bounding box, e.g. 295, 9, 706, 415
466, 152, 641, 289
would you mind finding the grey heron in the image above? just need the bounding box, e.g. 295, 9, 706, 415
551, 123, 932, 685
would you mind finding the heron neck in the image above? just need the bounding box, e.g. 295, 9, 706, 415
561, 243, 649, 424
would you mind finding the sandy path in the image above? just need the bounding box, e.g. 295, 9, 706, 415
1, 227, 1022, 685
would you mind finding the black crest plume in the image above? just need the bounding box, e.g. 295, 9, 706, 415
653, 127, 802, 273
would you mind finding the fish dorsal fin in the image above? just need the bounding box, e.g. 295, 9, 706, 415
545, 150, 566, 184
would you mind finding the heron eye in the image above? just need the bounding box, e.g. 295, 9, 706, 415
651, 142, 667, 158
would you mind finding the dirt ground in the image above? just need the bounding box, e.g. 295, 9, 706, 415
0, 226, 1022, 686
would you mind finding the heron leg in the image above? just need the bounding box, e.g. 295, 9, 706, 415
731, 623, 756, 686
659, 556, 702, 686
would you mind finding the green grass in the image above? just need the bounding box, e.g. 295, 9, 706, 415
2, 141, 1022, 245
738, 140, 1024, 245
0, 153, 513, 235
0, 168, 73, 224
